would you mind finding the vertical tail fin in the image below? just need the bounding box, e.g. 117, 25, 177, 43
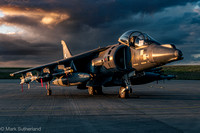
61, 40, 72, 59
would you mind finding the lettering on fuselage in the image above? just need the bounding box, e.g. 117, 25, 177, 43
130, 46, 153, 71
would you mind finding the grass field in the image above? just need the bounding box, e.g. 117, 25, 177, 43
0, 65, 200, 80
162, 65, 200, 80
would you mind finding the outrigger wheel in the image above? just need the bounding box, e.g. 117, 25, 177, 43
47, 89, 52, 96
46, 82, 52, 96
119, 87, 129, 98
88, 86, 103, 95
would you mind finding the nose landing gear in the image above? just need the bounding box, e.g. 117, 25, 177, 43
119, 86, 132, 98
119, 74, 133, 98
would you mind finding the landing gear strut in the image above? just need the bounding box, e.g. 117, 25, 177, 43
119, 73, 133, 98
46, 82, 52, 96
88, 86, 103, 95
119, 87, 132, 98
119, 87, 128, 98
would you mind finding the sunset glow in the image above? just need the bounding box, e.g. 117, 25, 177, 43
0, 1, 199, 67
0, 6, 69, 26
0, 24, 21, 35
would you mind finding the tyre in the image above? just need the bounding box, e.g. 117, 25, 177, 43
88, 87, 94, 95
119, 87, 129, 98
47, 89, 52, 96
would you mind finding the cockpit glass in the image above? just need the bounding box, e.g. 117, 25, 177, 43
118, 30, 160, 47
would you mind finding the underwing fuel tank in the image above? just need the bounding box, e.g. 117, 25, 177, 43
130, 72, 176, 85
52, 72, 91, 86
20, 76, 36, 84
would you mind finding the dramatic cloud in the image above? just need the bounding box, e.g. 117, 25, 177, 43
0, 5, 69, 26
0, 0, 200, 67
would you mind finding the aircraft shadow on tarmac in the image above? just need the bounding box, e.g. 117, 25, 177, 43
130, 92, 200, 100
19, 84, 200, 100
43, 91, 200, 100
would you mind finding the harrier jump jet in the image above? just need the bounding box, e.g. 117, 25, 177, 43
10, 30, 183, 98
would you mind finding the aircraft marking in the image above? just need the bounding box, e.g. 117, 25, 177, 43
141, 62, 147, 64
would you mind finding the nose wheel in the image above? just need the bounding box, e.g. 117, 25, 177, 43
119, 73, 133, 98
119, 87, 128, 98
119, 87, 132, 98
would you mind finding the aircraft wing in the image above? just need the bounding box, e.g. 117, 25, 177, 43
10, 46, 109, 77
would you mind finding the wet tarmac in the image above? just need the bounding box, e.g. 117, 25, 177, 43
0, 80, 200, 133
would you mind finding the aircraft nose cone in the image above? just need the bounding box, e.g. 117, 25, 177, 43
150, 45, 183, 64
174, 49, 183, 59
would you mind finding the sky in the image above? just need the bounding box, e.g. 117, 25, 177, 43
0, 0, 200, 67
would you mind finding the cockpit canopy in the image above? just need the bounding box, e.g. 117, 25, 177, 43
118, 30, 160, 47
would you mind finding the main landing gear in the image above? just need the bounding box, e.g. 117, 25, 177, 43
88, 86, 103, 95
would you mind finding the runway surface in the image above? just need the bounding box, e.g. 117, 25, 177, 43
0, 80, 200, 133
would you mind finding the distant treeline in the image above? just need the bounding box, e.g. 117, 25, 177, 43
0, 65, 200, 80
0, 68, 29, 79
